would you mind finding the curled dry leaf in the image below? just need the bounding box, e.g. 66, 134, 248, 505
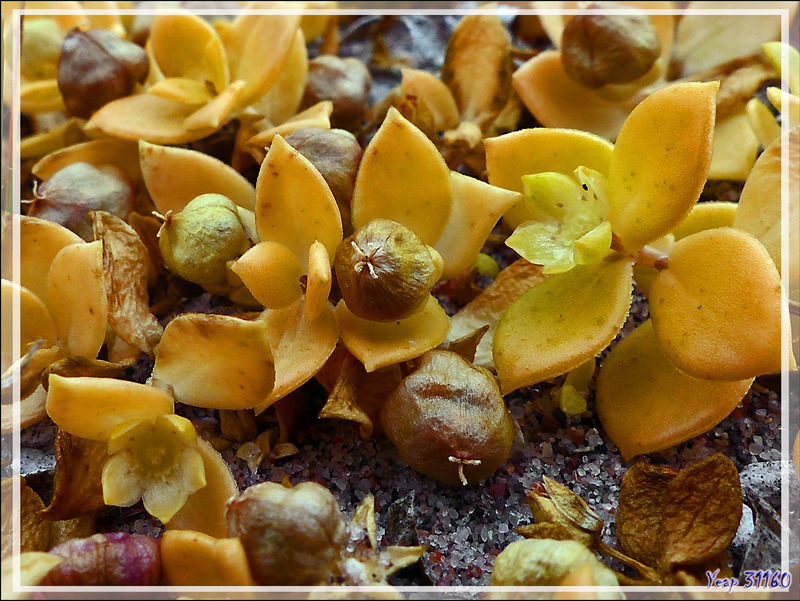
542, 476, 604, 536
4, 477, 51, 556
616, 462, 678, 568
318, 352, 375, 438
523, 478, 602, 548
32, 138, 141, 183
515, 521, 578, 542
40, 429, 108, 521
92, 211, 162, 355
1, 339, 61, 404
444, 324, 490, 365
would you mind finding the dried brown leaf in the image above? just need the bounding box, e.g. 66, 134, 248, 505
92, 211, 163, 354
272, 442, 299, 460
542, 476, 604, 536
219, 409, 258, 443
432, 266, 482, 307
516, 522, 577, 542
20, 478, 51, 554
441, 13, 513, 128
273, 390, 304, 444
658, 453, 742, 570
616, 461, 678, 568
40, 429, 107, 521
319, 352, 374, 439
1, 341, 61, 404
127, 212, 165, 286
49, 514, 97, 548
42, 355, 137, 389
523, 490, 594, 548
444, 324, 490, 364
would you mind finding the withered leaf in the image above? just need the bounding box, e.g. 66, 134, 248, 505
658, 453, 743, 570
432, 266, 482, 307
318, 352, 374, 439
523, 488, 594, 548
49, 514, 97, 548
516, 522, 577, 542
616, 461, 678, 568
542, 476, 604, 536
92, 211, 163, 354
127, 212, 165, 286
42, 355, 136, 389
40, 429, 107, 521
1, 341, 61, 405
444, 324, 490, 364
2, 477, 52, 557
273, 390, 305, 445
219, 409, 258, 443
687, 55, 777, 120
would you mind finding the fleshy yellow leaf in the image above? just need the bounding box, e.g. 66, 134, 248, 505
351, 107, 452, 246
608, 81, 718, 252
256, 296, 339, 412
255, 135, 342, 262
140, 141, 256, 213
16, 216, 82, 308
762, 41, 800, 95
231, 241, 305, 309
148, 77, 214, 105
400, 68, 460, 132
32, 138, 141, 183
484, 126, 613, 230
672, 201, 737, 241
434, 172, 520, 280
708, 110, 759, 181
20, 118, 84, 161
86, 94, 216, 145
161, 531, 255, 586
494, 257, 633, 394
46, 241, 108, 359
735, 125, 799, 300
245, 101, 333, 150
304, 240, 332, 322
650, 227, 783, 380
149, 13, 229, 93
251, 29, 308, 126
46, 375, 174, 441
746, 97, 781, 148
511, 51, 633, 142
337, 295, 450, 373
1, 280, 57, 372
183, 80, 246, 132
1, 552, 64, 599
226, 9, 301, 108
20, 79, 66, 114
152, 314, 275, 410
596, 321, 753, 461
167, 439, 238, 538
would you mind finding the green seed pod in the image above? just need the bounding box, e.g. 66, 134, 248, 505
158, 194, 251, 290
380, 350, 515, 486
226, 481, 347, 586
334, 218, 443, 322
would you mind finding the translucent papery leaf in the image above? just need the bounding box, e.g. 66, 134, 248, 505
708, 110, 759, 181
762, 42, 799, 95
255, 296, 339, 412
251, 29, 307, 126
86, 94, 217, 145
400, 68, 459, 132
32, 138, 141, 183
351, 107, 452, 246
441, 13, 512, 126
447, 259, 547, 370
608, 81, 718, 252
507, 220, 576, 275
149, 13, 229, 93
650, 228, 783, 380
1, 280, 57, 372
255, 135, 342, 261
152, 314, 275, 410
336, 295, 451, 373
434, 172, 521, 280
670, 2, 797, 77
672, 201, 737, 241
46, 241, 108, 359
46, 375, 174, 441
20, 118, 84, 161
494, 257, 633, 394
1, 385, 47, 434
511, 51, 634, 142
596, 320, 753, 461
245, 101, 333, 150
226, 9, 301, 108
734, 126, 799, 300
20, 79, 65, 114
140, 141, 256, 213
231, 241, 305, 309
92, 212, 162, 355
305, 240, 333, 322
484, 127, 613, 230
148, 78, 214, 106
161, 530, 255, 586
166, 439, 238, 538
183, 80, 246, 132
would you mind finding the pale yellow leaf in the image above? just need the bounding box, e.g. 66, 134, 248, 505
708, 110, 759, 181
148, 77, 214, 106
251, 29, 308, 126
304, 240, 332, 322
400, 68, 459, 132
231, 241, 305, 309
32, 138, 141, 183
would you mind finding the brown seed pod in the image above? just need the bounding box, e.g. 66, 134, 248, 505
302, 55, 372, 131
380, 350, 515, 486
334, 218, 443, 322
227, 481, 347, 586
561, 9, 661, 89
58, 28, 149, 119
30, 162, 136, 241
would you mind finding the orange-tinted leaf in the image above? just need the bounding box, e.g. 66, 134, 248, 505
161, 530, 255, 586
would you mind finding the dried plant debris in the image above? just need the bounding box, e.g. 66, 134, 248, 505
5, 4, 796, 593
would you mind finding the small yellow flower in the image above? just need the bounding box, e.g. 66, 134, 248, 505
102, 414, 206, 524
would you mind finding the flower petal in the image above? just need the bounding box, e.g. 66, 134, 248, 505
47, 241, 108, 359
86, 94, 217, 145
596, 320, 753, 461
231, 241, 305, 309
101, 452, 143, 507
142, 472, 194, 524
336, 295, 451, 373
484, 127, 613, 230
512, 51, 633, 141
434, 173, 521, 280
152, 313, 275, 410
255, 134, 342, 261
161, 531, 255, 586
608, 81, 718, 252
46, 375, 174, 441
149, 13, 229, 93
708, 110, 759, 181
351, 107, 452, 246
32, 138, 141, 182
139, 140, 256, 213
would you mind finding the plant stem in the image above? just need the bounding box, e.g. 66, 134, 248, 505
597, 540, 661, 584
610, 234, 669, 270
